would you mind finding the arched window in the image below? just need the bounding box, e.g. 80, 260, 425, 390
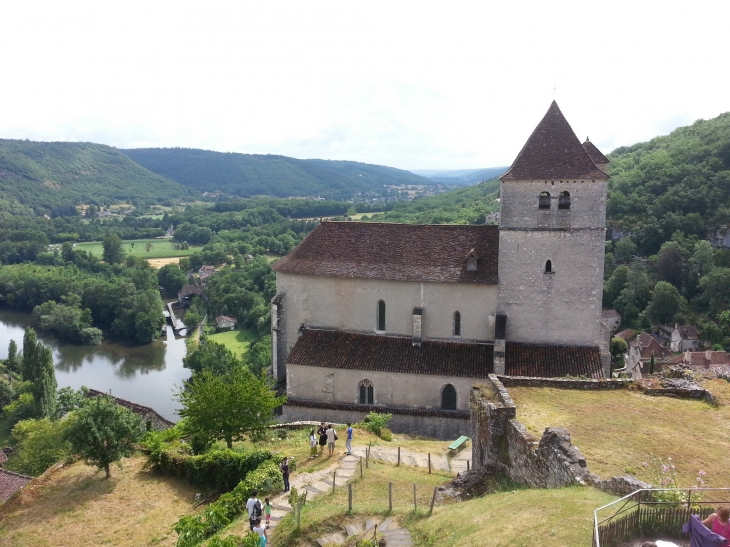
453, 311, 461, 336
376, 300, 386, 331
442, 384, 457, 410
539, 191, 551, 210
558, 191, 571, 209
545, 259, 553, 274
467, 256, 477, 271
359, 379, 374, 405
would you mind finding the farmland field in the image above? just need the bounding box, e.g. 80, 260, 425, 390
75, 239, 200, 259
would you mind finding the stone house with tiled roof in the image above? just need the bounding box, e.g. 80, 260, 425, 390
271, 102, 612, 438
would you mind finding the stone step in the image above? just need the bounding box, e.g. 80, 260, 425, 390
364, 519, 376, 532
378, 517, 395, 531
345, 523, 364, 537
310, 480, 333, 492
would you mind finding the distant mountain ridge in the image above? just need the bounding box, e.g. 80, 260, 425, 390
0, 139, 191, 212
121, 148, 436, 201
412, 166, 508, 185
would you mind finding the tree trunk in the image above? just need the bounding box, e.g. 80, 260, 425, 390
105, 463, 111, 479
226, 437, 232, 449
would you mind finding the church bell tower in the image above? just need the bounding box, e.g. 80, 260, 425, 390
496, 102, 611, 375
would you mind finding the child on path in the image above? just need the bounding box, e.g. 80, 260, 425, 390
345, 422, 353, 455
263, 497, 272, 528
252, 518, 268, 546
309, 429, 318, 458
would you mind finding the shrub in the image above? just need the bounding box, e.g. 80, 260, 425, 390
360, 411, 392, 438
3, 392, 38, 426
379, 428, 393, 442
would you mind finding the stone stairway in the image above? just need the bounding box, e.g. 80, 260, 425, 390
316, 516, 413, 547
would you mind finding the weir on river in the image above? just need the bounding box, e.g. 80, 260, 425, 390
165, 302, 187, 335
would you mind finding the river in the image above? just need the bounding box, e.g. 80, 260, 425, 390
0, 309, 188, 422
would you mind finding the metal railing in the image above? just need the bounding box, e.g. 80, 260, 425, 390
593, 488, 730, 547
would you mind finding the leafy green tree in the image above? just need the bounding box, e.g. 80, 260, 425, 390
35, 347, 57, 419
614, 261, 653, 327
32, 300, 102, 345
4, 392, 37, 425
247, 335, 272, 376
699, 268, 730, 316
604, 265, 630, 308
5, 418, 71, 476
22, 327, 40, 383
610, 337, 628, 371
102, 233, 125, 264
183, 311, 202, 328
362, 411, 392, 437
0, 379, 15, 410
183, 339, 244, 376
6, 339, 19, 373
65, 395, 144, 479
176, 367, 285, 449
656, 242, 684, 289
158, 263, 187, 295
614, 238, 637, 264
644, 281, 684, 325
55, 386, 89, 419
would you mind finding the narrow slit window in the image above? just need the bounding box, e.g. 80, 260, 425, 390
558, 191, 571, 209
545, 259, 553, 274
467, 256, 477, 270
442, 384, 457, 410
376, 300, 386, 331
539, 191, 551, 210
453, 311, 461, 336
359, 380, 374, 404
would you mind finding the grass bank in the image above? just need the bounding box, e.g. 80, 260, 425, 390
75, 238, 200, 259
206, 326, 258, 359
508, 378, 730, 486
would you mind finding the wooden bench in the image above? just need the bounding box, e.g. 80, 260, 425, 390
448, 435, 469, 452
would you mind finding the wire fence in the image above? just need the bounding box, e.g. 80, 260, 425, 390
593, 488, 730, 547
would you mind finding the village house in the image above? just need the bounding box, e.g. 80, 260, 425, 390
601, 309, 622, 332
624, 332, 674, 378
198, 265, 216, 284
215, 315, 237, 331
178, 284, 203, 308
666, 350, 730, 372
271, 102, 613, 438
656, 324, 702, 352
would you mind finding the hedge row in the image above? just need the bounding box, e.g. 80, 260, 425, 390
173, 459, 284, 547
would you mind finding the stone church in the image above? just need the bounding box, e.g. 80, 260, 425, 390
271, 102, 612, 437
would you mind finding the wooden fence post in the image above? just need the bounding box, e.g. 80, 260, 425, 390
389, 482, 393, 512
428, 453, 431, 474
332, 470, 336, 493
397, 446, 401, 466
360, 456, 363, 479
429, 487, 438, 515
413, 484, 417, 512
467, 460, 470, 472
348, 483, 353, 512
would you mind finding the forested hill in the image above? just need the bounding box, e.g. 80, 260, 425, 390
0, 140, 192, 213
121, 148, 435, 200
606, 111, 730, 255
413, 166, 508, 185
366, 177, 500, 224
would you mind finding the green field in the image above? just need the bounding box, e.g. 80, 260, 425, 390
75, 239, 200, 259
207, 326, 258, 358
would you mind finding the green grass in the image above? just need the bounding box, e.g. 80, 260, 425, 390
207, 326, 258, 359
75, 238, 200, 259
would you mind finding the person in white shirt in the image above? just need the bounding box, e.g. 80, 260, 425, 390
326, 424, 337, 456
245, 490, 261, 531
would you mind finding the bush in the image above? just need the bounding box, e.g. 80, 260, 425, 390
360, 411, 392, 438
379, 428, 393, 442
3, 392, 38, 426
5, 418, 71, 476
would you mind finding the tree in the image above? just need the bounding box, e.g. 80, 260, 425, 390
183, 339, 244, 376
247, 335, 272, 376
183, 310, 202, 328
158, 263, 187, 295
102, 233, 125, 264
699, 268, 730, 316
614, 237, 637, 264
65, 395, 144, 479
649, 353, 656, 375
656, 242, 684, 289
5, 418, 71, 476
32, 345, 57, 419
644, 281, 683, 325
176, 367, 285, 449
56, 386, 89, 419
610, 337, 628, 371
22, 327, 40, 383
6, 339, 19, 373
0, 379, 15, 410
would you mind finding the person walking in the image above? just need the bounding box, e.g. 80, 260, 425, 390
280, 457, 290, 492
252, 518, 268, 546
326, 423, 338, 456
263, 497, 272, 528
345, 422, 353, 455
246, 490, 262, 531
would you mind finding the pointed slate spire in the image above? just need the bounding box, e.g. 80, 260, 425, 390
501, 101, 608, 181
582, 137, 610, 167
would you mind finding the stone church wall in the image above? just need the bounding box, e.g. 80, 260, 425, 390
275, 273, 499, 367
286, 363, 484, 412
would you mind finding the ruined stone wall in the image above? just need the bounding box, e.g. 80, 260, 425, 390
470, 375, 650, 495
275, 273, 499, 368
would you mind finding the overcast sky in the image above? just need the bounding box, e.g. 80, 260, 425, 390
1, 1, 728, 171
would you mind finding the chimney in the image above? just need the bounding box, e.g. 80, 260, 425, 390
493, 312, 507, 375
412, 307, 423, 346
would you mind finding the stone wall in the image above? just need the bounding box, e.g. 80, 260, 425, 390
471, 375, 651, 496
497, 375, 631, 390
281, 400, 470, 440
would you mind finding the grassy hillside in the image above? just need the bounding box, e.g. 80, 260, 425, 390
366, 177, 500, 224
606, 111, 730, 254
121, 148, 436, 201
0, 140, 193, 212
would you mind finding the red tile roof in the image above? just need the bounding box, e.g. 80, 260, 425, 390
677, 326, 699, 340
583, 138, 610, 166
0, 468, 33, 503
286, 329, 604, 379
273, 222, 499, 284
215, 315, 237, 324
178, 285, 203, 297
501, 101, 609, 181
631, 332, 674, 360
615, 328, 638, 342
667, 351, 730, 367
